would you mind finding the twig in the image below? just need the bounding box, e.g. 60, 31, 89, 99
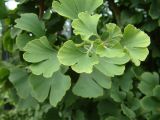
108, 0, 121, 26
39, 0, 45, 18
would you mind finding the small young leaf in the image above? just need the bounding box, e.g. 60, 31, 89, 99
72, 12, 101, 40
121, 24, 150, 66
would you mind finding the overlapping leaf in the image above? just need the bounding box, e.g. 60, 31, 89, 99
121, 24, 150, 66
29, 71, 71, 107
15, 13, 45, 37
52, 0, 103, 19
138, 72, 159, 96
72, 74, 103, 98
72, 12, 101, 40
23, 36, 60, 78
58, 40, 98, 73
95, 55, 130, 77
9, 68, 30, 99
16, 33, 34, 51
72, 69, 111, 98
97, 23, 124, 58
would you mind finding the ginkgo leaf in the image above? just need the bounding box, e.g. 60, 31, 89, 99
16, 33, 34, 51
96, 23, 124, 58
58, 40, 99, 73
91, 68, 112, 89
72, 74, 103, 98
121, 104, 136, 119
9, 67, 31, 99
121, 24, 150, 66
149, 0, 160, 19
138, 72, 159, 96
72, 12, 101, 40
52, 0, 103, 19
29, 71, 71, 107
15, 13, 45, 37
95, 55, 130, 77
96, 43, 125, 58
141, 96, 160, 111
101, 23, 123, 46
23, 36, 60, 78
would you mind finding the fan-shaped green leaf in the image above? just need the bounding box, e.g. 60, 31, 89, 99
91, 68, 112, 89
58, 40, 99, 73
15, 13, 45, 37
96, 43, 125, 58
9, 68, 30, 99
72, 12, 101, 40
101, 23, 123, 46
95, 55, 129, 77
16, 33, 34, 51
138, 72, 159, 96
149, 0, 160, 19
121, 24, 150, 66
72, 74, 103, 98
121, 104, 136, 119
29, 71, 71, 107
52, 0, 103, 19
153, 85, 160, 99
23, 36, 60, 78
141, 96, 160, 111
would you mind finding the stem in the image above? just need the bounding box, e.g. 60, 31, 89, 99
108, 0, 121, 26
87, 42, 94, 55
39, 0, 45, 18
1, 20, 9, 61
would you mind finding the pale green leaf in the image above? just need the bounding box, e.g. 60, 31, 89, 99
52, 0, 103, 19
95, 55, 129, 77
101, 23, 123, 46
23, 36, 60, 78
58, 40, 99, 73
72, 12, 100, 40
9, 67, 30, 99
72, 74, 103, 98
96, 43, 125, 58
15, 13, 45, 37
121, 24, 150, 66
